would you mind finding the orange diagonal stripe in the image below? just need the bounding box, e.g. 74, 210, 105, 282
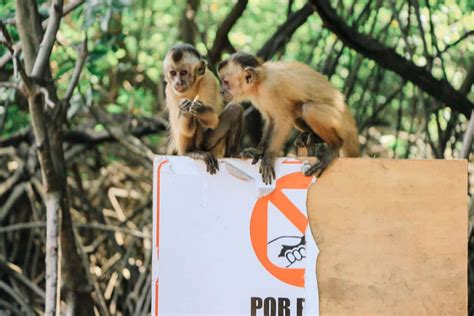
271, 190, 307, 234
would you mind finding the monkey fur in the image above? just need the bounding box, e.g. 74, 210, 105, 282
163, 44, 243, 174
218, 52, 359, 184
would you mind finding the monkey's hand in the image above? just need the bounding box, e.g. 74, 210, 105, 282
240, 147, 263, 164
188, 100, 205, 116
260, 152, 276, 185
179, 99, 193, 113
303, 145, 338, 177
188, 150, 219, 175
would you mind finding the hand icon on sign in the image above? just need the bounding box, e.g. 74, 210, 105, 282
267, 236, 306, 268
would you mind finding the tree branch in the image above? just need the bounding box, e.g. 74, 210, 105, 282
310, 0, 473, 117
441, 30, 474, 54
208, 0, 248, 65
257, 3, 314, 60
0, 21, 32, 88
63, 37, 87, 104
31, 0, 63, 78
1, 1, 84, 69
64, 116, 168, 145
0, 116, 168, 148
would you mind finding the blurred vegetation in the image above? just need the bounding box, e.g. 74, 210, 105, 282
0, 0, 472, 314
1, 0, 472, 157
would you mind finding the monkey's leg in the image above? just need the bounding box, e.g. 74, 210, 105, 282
293, 118, 325, 156
294, 131, 324, 147
304, 144, 338, 177
202, 103, 244, 157
188, 150, 219, 175
301, 103, 343, 176
258, 119, 293, 185
241, 117, 275, 164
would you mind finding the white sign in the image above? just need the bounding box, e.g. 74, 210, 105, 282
152, 156, 319, 315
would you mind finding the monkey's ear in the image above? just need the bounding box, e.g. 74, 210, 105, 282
244, 67, 257, 84
197, 60, 206, 76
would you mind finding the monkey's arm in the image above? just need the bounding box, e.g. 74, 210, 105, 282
258, 118, 293, 184
175, 98, 197, 138
190, 101, 219, 129
192, 74, 222, 129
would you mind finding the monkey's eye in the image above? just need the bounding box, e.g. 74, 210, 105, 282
170, 71, 176, 76
180, 70, 188, 76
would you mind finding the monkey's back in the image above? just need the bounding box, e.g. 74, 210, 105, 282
263, 61, 346, 112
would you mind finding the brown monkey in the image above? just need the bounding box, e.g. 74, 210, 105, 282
163, 44, 243, 174
217, 53, 359, 184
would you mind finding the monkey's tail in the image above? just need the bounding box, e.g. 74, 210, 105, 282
341, 110, 360, 157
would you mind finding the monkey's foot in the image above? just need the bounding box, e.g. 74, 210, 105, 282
259, 152, 276, 185
188, 151, 219, 175
294, 131, 324, 148
240, 147, 263, 164
303, 145, 338, 177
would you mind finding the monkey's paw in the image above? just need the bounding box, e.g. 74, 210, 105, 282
188, 151, 219, 175
259, 153, 276, 185
303, 147, 337, 177
188, 100, 205, 116
179, 99, 192, 112
303, 160, 327, 177
240, 147, 263, 164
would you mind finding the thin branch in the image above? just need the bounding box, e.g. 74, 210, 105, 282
31, 0, 64, 78
310, 0, 473, 116
64, 116, 168, 145
0, 116, 168, 148
63, 36, 88, 104
440, 30, 474, 54
0, 222, 149, 239
208, 0, 248, 65
38, 87, 56, 108
410, 0, 432, 67
0, 0, 84, 69
0, 281, 35, 315
0, 256, 46, 300
0, 82, 22, 93
257, 3, 314, 60
0, 21, 31, 88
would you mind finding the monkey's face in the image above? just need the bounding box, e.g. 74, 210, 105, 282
168, 67, 194, 93
164, 54, 206, 94
218, 62, 257, 103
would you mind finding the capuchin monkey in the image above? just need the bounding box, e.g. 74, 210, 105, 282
217, 52, 359, 184
163, 44, 243, 174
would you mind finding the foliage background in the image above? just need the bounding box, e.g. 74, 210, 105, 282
0, 0, 472, 314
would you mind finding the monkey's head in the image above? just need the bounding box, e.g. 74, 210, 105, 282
217, 53, 262, 102
163, 44, 207, 94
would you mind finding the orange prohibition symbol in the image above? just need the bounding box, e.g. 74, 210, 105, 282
250, 172, 313, 287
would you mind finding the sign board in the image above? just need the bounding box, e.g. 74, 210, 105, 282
152, 156, 319, 316
153, 157, 467, 315
307, 159, 467, 314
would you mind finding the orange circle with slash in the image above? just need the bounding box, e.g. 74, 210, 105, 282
250, 172, 312, 287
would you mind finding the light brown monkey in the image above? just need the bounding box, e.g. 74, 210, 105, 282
163, 44, 243, 174
218, 52, 359, 184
